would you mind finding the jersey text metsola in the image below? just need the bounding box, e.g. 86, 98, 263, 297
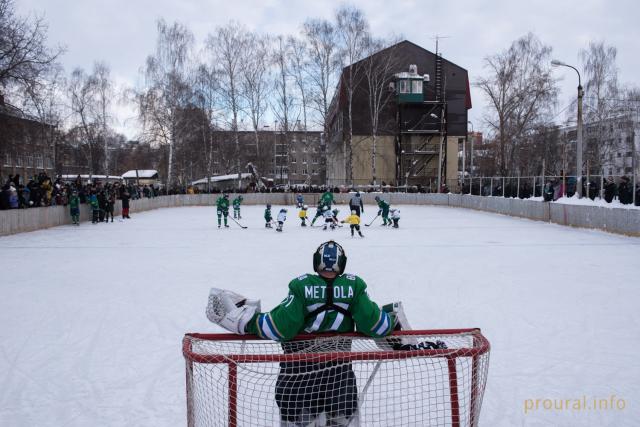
304, 284, 355, 299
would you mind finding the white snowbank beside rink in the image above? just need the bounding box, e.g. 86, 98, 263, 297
1, 205, 639, 426
526, 194, 640, 210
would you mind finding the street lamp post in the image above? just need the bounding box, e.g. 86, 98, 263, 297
468, 121, 474, 194
552, 60, 583, 198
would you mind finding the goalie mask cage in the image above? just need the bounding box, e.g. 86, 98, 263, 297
183, 329, 490, 427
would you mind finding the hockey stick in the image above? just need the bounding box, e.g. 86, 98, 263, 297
364, 214, 380, 227
228, 216, 247, 229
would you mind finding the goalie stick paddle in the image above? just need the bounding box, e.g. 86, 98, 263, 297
364, 214, 380, 227
229, 216, 247, 229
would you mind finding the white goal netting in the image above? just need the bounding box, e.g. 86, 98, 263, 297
183, 329, 490, 427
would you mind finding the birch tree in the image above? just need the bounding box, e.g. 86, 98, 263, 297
476, 33, 558, 176
335, 5, 370, 185
362, 36, 401, 185
138, 19, 193, 189
207, 22, 247, 183
580, 41, 620, 172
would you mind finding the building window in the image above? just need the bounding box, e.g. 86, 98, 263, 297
291, 157, 296, 163
301, 168, 308, 175
411, 80, 423, 94
303, 147, 308, 153
25, 155, 33, 167
291, 147, 296, 153
312, 158, 319, 164
3, 153, 11, 166
399, 80, 409, 94
35, 154, 44, 169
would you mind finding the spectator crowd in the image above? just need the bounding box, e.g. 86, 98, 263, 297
0, 173, 160, 212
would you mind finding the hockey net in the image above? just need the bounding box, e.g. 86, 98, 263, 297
183, 329, 490, 427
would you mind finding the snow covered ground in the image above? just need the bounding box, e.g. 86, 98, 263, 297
1, 205, 639, 426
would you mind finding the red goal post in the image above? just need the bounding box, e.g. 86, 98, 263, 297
183, 328, 490, 427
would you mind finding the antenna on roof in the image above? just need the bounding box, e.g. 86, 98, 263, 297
430, 35, 451, 56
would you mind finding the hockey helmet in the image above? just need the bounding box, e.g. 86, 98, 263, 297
313, 241, 347, 275
303, 204, 308, 209
266, 203, 271, 209
374, 195, 380, 201
355, 192, 361, 197
322, 205, 329, 211
351, 210, 356, 215
223, 193, 229, 199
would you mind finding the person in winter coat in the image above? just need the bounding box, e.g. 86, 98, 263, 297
349, 192, 364, 217
89, 191, 100, 223
69, 191, 80, 225
8, 184, 19, 209
121, 188, 131, 219
618, 176, 632, 205
97, 190, 107, 222
603, 177, 617, 203
105, 191, 115, 222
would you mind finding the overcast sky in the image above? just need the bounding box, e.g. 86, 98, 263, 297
16, 0, 640, 139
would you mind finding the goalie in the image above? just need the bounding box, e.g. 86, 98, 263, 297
206, 240, 403, 427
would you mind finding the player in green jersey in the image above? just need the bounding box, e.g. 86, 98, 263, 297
374, 195, 391, 226
206, 241, 399, 426
216, 193, 230, 228
232, 195, 243, 219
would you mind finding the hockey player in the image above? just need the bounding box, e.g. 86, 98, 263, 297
320, 190, 334, 208
310, 200, 324, 226
390, 208, 400, 228
295, 193, 304, 209
298, 204, 308, 227
264, 204, 273, 228
69, 190, 80, 225
374, 195, 391, 226
341, 210, 364, 237
322, 205, 338, 230
348, 192, 364, 217
232, 195, 243, 219
276, 208, 287, 232
206, 241, 398, 427
216, 193, 230, 228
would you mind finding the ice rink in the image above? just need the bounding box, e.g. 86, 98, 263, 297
1, 204, 639, 426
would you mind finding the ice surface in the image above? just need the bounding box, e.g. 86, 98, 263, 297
1, 205, 639, 426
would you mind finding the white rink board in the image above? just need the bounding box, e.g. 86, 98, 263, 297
1, 205, 639, 426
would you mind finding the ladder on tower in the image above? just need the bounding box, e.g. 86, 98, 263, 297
435, 53, 443, 102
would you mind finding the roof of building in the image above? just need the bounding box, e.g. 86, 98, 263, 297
191, 173, 252, 185
121, 170, 159, 179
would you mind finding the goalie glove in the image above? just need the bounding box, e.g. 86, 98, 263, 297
206, 288, 261, 335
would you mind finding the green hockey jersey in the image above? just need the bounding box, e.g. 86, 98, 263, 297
246, 273, 395, 341
216, 197, 229, 211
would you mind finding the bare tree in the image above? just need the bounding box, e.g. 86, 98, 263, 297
302, 18, 340, 133
0, 0, 64, 97
335, 5, 370, 185
193, 63, 219, 190
68, 67, 101, 174
272, 35, 298, 184
207, 22, 247, 184
580, 41, 620, 172
476, 33, 558, 176
92, 62, 113, 176
138, 19, 194, 189
287, 35, 310, 132
362, 37, 402, 185
241, 32, 271, 173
